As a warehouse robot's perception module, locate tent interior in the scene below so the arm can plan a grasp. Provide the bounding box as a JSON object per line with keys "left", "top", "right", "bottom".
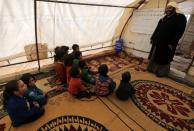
{"left": 0, "top": 0, "right": 194, "bottom": 131}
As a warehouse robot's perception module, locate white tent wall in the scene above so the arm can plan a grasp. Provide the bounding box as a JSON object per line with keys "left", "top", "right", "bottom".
{"left": 37, "top": 2, "right": 124, "bottom": 48}
{"left": 113, "top": 0, "right": 142, "bottom": 38}
{"left": 0, "top": 0, "right": 138, "bottom": 82}
{"left": 0, "top": 0, "right": 134, "bottom": 60}
{"left": 0, "top": 0, "right": 35, "bottom": 63}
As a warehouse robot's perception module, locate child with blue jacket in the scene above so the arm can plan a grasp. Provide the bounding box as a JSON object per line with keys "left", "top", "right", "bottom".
{"left": 3, "top": 80, "right": 44, "bottom": 126}
{"left": 95, "top": 64, "right": 116, "bottom": 96}
{"left": 21, "top": 73, "right": 47, "bottom": 105}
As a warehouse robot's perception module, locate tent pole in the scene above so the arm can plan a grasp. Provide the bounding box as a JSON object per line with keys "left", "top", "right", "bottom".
{"left": 119, "top": 0, "right": 146, "bottom": 38}
{"left": 36, "top": 0, "right": 137, "bottom": 9}
{"left": 34, "top": 0, "right": 41, "bottom": 72}
{"left": 119, "top": 10, "right": 134, "bottom": 39}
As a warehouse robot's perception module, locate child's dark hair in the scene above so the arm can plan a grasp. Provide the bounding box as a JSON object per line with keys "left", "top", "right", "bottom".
{"left": 61, "top": 46, "right": 69, "bottom": 54}
{"left": 54, "top": 46, "right": 60, "bottom": 53}
{"left": 70, "top": 66, "right": 80, "bottom": 78}
{"left": 74, "top": 51, "right": 82, "bottom": 59}
{"left": 122, "top": 72, "right": 131, "bottom": 82}
{"left": 98, "top": 64, "right": 108, "bottom": 76}
{"left": 21, "top": 73, "right": 36, "bottom": 87}
{"left": 72, "top": 44, "right": 79, "bottom": 51}
{"left": 3, "top": 80, "right": 19, "bottom": 108}
{"left": 54, "top": 47, "right": 64, "bottom": 61}
{"left": 65, "top": 54, "right": 73, "bottom": 66}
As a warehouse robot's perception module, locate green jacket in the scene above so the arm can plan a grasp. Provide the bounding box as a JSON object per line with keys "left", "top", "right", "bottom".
{"left": 81, "top": 68, "right": 91, "bottom": 83}
{"left": 72, "top": 59, "right": 80, "bottom": 67}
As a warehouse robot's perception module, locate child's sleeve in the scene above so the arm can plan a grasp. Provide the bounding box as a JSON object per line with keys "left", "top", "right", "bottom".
{"left": 26, "top": 90, "right": 45, "bottom": 102}
{"left": 15, "top": 100, "right": 43, "bottom": 120}
{"left": 31, "top": 94, "right": 45, "bottom": 102}
{"left": 35, "top": 86, "right": 44, "bottom": 95}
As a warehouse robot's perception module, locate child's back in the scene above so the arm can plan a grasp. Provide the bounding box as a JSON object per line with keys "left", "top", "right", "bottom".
{"left": 64, "top": 54, "right": 74, "bottom": 84}
{"left": 95, "top": 64, "right": 116, "bottom": 96}
{"left": 116, "top": 72, "right": 135, "bottom": 100}
{"left": 68, "top": 77, "right": 85, "bottom": 95}
{"left": 72, "top": 51, "right": 82, "bottom": 67}
{"left": 54, "top": 46, "right": 69, "bottom": 85}
{"left": 68, "top": 66, "right": 90, "bottom": 99}
{"left": 116, "top": 82, "right": 135, "bottom": 100}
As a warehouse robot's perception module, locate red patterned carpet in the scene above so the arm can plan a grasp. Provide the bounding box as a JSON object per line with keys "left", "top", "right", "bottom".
{"left": 131, "top": 80, "right": 194, "bottom": 131}
{"left": 87, "top": 55, "right": 148, "bottom": 73}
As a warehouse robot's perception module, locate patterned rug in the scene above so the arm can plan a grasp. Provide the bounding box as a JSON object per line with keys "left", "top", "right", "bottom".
{"left": 46, "top": 76, "right": 57, "bottom": 87}
{"left": 47, "top": 54, "right": 148, "bottom": 87}
{"left": 0, "top": 53, "right": 148, "bottom": 120}
{"left": 131, "top": 80, "right": 194, "bottom": 131}
{"left": 38, "top": 115, "right": 108, "bottom": 131}
{"left": 87, "top": 55, "right": 147, "bottom": 73}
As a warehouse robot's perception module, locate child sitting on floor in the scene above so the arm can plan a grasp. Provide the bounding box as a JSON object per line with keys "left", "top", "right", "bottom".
{"left": 21, "top": 73, "right": 47, "bottom": 105}
{"left": 71, "top": 44, "right": 80, "bottom": 58}
{"left": 64, "top": 54, "right": 74, "bottom": 84}
{"left": 116, "top": 72, "right": 135, "bottom": 101}
{"left": 68, "top": 66, "right": 91, "bottom": 99}
{"left": 3, "top": 80, "right": 45, "bottom": 127}
{"left": 95, "top": 64, "right": 116, "bottom": 96}
{"left": 72, "top": 51, "right": 82, "bottom": 67}
{"left": 54, "top": 46, "right": 68, "bottom": 85}
{"left": 79, "top": 61, "right": 96, "bottom": 84}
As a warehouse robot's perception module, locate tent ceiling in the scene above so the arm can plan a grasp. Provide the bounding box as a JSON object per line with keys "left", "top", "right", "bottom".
{"left": 178, "top": 0, "right": 194, "bottom": 14}
{"left": 39, "top": 0, "right": 137, "bottom": 6}
{"left": 171, "top": 0, "right": 185, "bottom": 3}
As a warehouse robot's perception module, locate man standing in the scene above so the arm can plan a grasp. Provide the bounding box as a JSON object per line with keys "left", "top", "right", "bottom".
{"left": 147, "top": 1, "right": 187, "bottom": 77}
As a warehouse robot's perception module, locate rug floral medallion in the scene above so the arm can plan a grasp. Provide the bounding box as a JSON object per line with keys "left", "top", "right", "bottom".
{"left": 38, "top": 115, "right": 108, "bottom": 131}
{"left": 131, "top": 80, "right": 194, "bottom": 131}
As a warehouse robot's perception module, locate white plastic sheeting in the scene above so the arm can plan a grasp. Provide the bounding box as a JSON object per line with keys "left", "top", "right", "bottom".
{"left": 40, "top": 0, "right": 135, "bottom": 6}
{"left": 0, "top": 0, "right": 135, "bottom": 58}
{"left": 0, "top": 0, "right": 34, "bottom": 58}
